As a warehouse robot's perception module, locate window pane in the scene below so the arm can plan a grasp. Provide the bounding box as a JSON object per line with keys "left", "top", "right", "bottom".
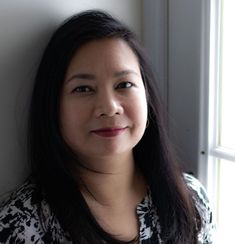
{"left": 219, "top": 0, "right": 235, "bottom": 150}
{"left": 216, "top": 159, "right": 235, "bottom": 243}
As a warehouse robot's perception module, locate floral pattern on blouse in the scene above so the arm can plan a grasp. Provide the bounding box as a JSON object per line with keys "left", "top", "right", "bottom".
{"left": 0, "top": 174, "right": 215, "bottom": 243}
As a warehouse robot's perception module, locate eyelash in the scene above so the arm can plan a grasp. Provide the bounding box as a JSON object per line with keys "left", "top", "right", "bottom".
{"left": 72, "top": 85, "right": 94, "bottom": 93}
{"left": 72, "top": 81, "right": 134, "bottom": 94}
{"left": 116, "top": 81, "right": 134, "bottom": 89}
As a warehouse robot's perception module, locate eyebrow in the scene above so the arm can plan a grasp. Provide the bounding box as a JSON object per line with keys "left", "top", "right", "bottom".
{"left": 113, "top": 70, "right": 139, "bottom": 78}
{"left": 66, "top": 73, "right": 95, "bottom": 83}
{"left": 66, "top": 69, "right": 139, "bottom": 83}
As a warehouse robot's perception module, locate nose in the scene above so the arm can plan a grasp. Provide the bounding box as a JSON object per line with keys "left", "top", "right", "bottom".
{"left": 94, "top": 90, "right": 124, "bottom": 117}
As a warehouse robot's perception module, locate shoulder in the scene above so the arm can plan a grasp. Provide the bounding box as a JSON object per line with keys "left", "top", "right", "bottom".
{"left": 183, "top": 173, "right": 216, "bottom": 243}
{"left": 0, "top": 179, "right": 40, "bottom": 225}
{"left": 0, "top": 179, "right": 71, "bottom": 243}
{"left": 183, "top": 173, "right": 210, "bottom": 205}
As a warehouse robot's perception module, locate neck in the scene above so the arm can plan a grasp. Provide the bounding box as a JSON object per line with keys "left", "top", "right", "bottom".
{"left": 74, "top": 153, "right": 146, "bottom": 207}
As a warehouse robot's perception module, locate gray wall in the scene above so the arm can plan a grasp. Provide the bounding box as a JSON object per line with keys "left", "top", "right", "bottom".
{"left": 168, "top": 0, "right": 205, "bottom": 175}
{"left": 143, "top": 0, "right": 206, "bottom": 176}
{"left": 0, "top": 0, "right": 142, "bottom": 198}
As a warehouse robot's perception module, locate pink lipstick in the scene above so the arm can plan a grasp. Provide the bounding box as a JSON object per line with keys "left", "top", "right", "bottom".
{"left": 91, "top": 127, "right": 126, "bottom": 137}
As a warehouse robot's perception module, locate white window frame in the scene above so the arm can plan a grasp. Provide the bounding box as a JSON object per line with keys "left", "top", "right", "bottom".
{"left": 198, "top": 0, "right": 211, "bottom": 189}
{"left": 208, "top": 0, "right": 235, "bottom": 163}
{"left": 206, "top": 0, "right": 235, "bottom": 236}
{"left": 198, "top": 0, "right": 221, "bottom": 217}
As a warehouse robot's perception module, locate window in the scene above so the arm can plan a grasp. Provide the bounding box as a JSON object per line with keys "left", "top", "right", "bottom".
{"left": 207, "top": 0, "right": 235, "bottom": 242}
{"left": 143, "top": 1, "right": 235, "bottom": 240}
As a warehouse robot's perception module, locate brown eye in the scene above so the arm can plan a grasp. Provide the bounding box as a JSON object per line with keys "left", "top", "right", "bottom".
{"left": 72, "top": 86, "right": 94, "bottom": 93}
{"left": 116, "top": 81, "right": 134, "bottom": 89}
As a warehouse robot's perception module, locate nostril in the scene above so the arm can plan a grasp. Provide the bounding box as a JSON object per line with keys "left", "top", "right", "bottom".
{"left": 94, "top": 95, "right": 124, "bottom": 117}
{"left": 99, "top": 111, "right": 120, "bottom": 117}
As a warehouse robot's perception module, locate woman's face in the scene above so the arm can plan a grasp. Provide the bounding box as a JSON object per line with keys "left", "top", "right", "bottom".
{"left": 60, "top": 38, "right": 148, "bottom": 164}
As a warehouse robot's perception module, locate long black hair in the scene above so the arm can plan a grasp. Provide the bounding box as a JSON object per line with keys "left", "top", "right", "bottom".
{"left": 28, "top": 10, "right": 201, "bottom": 243}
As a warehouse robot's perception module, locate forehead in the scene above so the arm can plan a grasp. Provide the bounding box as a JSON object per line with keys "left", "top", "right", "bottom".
{"left": 65, "top": 38, "right": 140, "bottom": 78}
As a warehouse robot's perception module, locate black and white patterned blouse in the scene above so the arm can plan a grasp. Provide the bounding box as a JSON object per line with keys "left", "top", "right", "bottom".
{"left": 0, "top": 174, "right": 215, "bottom": 243}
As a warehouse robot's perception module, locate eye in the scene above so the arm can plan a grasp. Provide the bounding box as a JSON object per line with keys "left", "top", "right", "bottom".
{"left": 116, "top": 81, "right": 134, "bottom": 89}
{"left": 72, "top": 85, "right": 94, "bottom": 94}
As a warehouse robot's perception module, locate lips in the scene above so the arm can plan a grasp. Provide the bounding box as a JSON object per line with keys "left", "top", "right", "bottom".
{"left": 91, "top": 127, "right": 127, "bottom": 137}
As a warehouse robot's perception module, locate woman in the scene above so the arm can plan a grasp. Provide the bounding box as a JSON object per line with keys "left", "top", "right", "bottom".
{"left": 0, "top": 10, "right": 214, "bottom": 243}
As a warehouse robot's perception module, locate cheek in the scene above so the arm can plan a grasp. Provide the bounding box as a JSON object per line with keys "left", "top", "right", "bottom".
{"left": 130, "top": 93, "right": 148, "bottom": 128}
{"left": 60, "top": 103, "right": 82, "bottom": 141}
{"left": 60, "top": 108, "right": 74, "bottom": 144}
{"left": 60, "top": 103, "right": 73, "bottom": 130}
{"left": 61, "top": 100, "right": 86, "bottom": 126}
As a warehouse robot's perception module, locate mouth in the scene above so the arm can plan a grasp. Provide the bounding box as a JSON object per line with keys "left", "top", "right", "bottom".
{"left": 90, "top": 127, "right": 127, "bottom": 138}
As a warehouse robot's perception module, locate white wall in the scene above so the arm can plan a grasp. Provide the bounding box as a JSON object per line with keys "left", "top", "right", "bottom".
{"left": 0, "top": 0, "right": 142, "bottom": 198}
